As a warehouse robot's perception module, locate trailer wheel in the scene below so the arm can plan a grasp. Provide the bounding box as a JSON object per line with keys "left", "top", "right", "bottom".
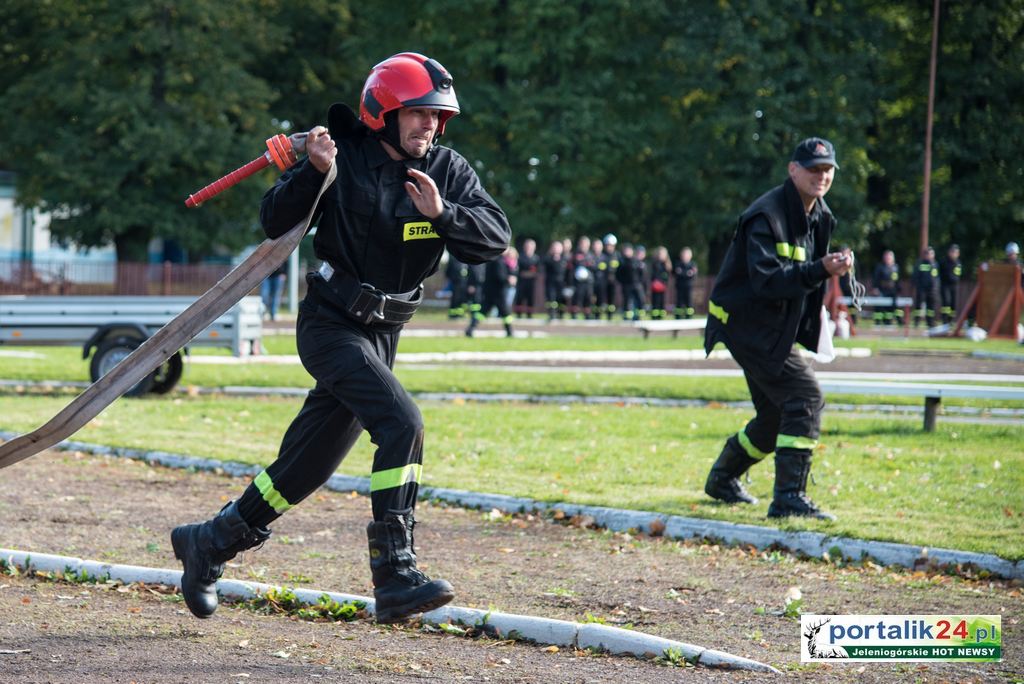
{"left": 149, "top": 351, "right": 184, "bottom": 395}
{"left": 89, "top": 337, "right": 154, "bottom": 397}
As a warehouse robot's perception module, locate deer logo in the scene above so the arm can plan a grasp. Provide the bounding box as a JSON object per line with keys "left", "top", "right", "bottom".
{"left": 804, "top": 618, "right": 848, "bottom": 659}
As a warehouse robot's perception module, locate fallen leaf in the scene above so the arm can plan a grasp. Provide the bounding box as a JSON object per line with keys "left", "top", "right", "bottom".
{"left": 544, "top": 645, "right": 559, "bottom": 653}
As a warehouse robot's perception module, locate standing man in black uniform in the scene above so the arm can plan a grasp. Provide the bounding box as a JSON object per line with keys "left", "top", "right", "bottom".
{"left": 588, "top": 237, "right": 606, "bottom": 319}
{"left": 543, "top": 239, "right": 568, "bottom": 319}
{"left": 616, "top": 243, "right": 643, "bottom": 320}
{"left": 600, "top": 233, "right": 621, "bottom": 319}
{"left": 171, "top": 53, "right": 511, "bottom": 623}
{"left": 466, "top": 246, "right": 516, "bottom": 337}
{"left": 570, "top": 235, "right": 595, "bottom": 318}
{"left": 673, "top": 246, "right": 698, "bottom": 319}
{"left": 703, "top": 137, "right": 850, "bottom": 520}
{"left": 913, "top": 246, "right": 940, "bottom": 328}
{"left": 513, "top": 238, "right": 540, "bottom": 318}
{"left": 938, "top": 243, "right": 962, "bottom": 324}
{"left": 445, "top": 254, "right": 470, "bottom": 319}
{"left": 872, "top": 249, "right": 901, "bottom": 326}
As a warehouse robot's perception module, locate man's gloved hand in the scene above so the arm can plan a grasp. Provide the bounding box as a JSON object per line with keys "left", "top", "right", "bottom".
{"left": 822, "top": 251, "right": 852, "bottom": 277}
{"left": 306, "top": 126, "right": 337, "bottom": 174}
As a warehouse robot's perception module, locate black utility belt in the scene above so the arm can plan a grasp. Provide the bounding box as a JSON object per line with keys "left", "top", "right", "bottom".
{"left": 314, "top": 261, "right": 422, "bottom": 326}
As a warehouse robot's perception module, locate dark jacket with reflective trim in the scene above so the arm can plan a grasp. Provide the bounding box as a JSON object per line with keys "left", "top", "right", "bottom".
{"left": 260, "top": 131, "right": 511, "bottom": 295}
{"left": 704, "top": 178, "right": 834, "bottom": 375}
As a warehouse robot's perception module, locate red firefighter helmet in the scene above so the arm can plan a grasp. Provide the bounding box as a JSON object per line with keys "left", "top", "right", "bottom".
{"left": 359, "top": 53, "right": 460, "bottom": 136}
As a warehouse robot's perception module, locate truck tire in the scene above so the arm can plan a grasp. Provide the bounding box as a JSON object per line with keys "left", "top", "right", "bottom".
{"left": 149, "top": 351, "right": 184, "bottom": 395}
{"left": 89, "top": 337, "right": 154, "bottom": 397}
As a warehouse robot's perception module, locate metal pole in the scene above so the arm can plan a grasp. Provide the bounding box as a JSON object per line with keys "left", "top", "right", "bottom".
{"left": 920, "top": 0, "right": 940, "bottom": 253}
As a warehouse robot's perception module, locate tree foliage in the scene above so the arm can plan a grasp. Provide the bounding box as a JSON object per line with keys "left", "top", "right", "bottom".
{"left": 1, "top": 0, "right": 1021, "bottom": 274}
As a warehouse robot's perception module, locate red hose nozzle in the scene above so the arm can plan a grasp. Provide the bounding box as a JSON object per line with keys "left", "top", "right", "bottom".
{"left": 185, "top": 134, "right": 298, "bottom": 208}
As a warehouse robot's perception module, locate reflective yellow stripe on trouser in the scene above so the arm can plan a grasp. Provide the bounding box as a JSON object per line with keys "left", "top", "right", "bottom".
{"left": 370, "top": 463, "right": 422, "bottom": 492}
{"left": 738, "top": 430, "right": 772, "bottom": 461}
{"left": 776, "top": 434, "right": 819, "bottom": 450}
{"left": 254, "top": 471, "right": 292, "bottom": 514}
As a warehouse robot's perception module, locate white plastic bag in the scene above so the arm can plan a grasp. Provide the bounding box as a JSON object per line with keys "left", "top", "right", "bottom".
{"left": 811, "top": 306, "right": 836, "bottom": 363}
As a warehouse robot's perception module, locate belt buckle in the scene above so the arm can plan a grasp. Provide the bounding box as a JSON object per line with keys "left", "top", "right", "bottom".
{"left": 352, "top": 283, "right": 388, "bottom": 323}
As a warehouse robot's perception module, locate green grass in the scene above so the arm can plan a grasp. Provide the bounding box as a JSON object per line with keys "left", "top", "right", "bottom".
{"left": 3, "top": 341, "right": 1023, "bottom": 410}
{"left": 1, "top": 393, "right": 1020, "bottom": 560}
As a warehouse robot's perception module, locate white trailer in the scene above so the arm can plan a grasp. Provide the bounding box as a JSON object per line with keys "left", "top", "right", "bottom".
{"left": 0, "top": 295, "right": 263, "bottom": 395}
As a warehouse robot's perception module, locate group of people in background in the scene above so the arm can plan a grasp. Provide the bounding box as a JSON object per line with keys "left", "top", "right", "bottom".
{"left": 446, "top": 234, "right": 699, "bottom": 329}
{"left": 869, "top": 240, "right": 1023, "bottom": 329}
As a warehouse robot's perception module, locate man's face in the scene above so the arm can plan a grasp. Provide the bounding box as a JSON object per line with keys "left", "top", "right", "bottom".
{"left": 883, "top": 251, "right": 894, "bottom": 266}
{"left": 397, "top": 107, "right": 440, "bottom": 158}
{"left": 788, "top": 162, "right": 835, "bottom": 202}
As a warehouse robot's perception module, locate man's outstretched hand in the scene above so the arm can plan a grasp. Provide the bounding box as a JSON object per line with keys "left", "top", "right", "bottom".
{"left": 405, "top": 169, "right": 443, "bottom": 219}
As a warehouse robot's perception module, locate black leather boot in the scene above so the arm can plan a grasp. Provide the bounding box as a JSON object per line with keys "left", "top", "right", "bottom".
{"left": 367, "top": 509, "right": 454, "bottom": 623}
{"left": 171, "top": 501, "right": 272, "bottom": 618}
{"left": 767, "top": 449, "right": 836, "bottom": 520}
{"left": 704, "top": 435, "right": 761, "bottom": 504}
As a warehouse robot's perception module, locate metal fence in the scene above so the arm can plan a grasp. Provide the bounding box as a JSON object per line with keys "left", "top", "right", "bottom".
{"left": 0, "top": 257, "right": 976, "bottom": 320}
{"left": 0, "top": 259, "right": 237, "bottom": 296}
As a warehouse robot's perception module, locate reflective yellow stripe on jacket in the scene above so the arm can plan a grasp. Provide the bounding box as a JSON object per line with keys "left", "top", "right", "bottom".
{"left": 708, "top": 300, "right": 729, "bottom": 324}
{"left": 776, "top": 242, "right": 807, "bottom": 262}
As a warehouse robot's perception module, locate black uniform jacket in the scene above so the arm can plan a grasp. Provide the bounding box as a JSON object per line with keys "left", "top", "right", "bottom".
{"left": 260, "top": 130, "right": 511, "bottom": 295}
{"left": 704, "top": 178, "right": 834, "bottom": 375}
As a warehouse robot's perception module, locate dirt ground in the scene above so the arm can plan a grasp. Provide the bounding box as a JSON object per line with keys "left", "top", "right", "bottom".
{"left": 0, "top": 450, "right": 1020, "bottom": 683}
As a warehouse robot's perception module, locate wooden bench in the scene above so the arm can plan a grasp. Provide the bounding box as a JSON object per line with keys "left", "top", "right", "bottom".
{"left": 635, "top": 318, "right": 707, "bottom": 339}
{"left": 818, "top": 380, "right": 1024, "bottom": 431}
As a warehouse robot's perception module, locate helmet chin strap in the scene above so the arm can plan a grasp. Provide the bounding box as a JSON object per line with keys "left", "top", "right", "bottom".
{"left": 376, "top": 111, "right": 415, "bottom": 160}
{"left": 375, "top": 110, "right": 436, "bottom": 161}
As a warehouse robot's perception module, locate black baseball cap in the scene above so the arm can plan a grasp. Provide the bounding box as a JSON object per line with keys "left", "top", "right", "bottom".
{"left": 792, "top": 137, "right": 839, "bottom": 169}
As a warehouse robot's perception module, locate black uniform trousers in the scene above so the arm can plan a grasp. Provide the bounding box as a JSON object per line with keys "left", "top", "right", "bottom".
{"left": 675, "top": 283, "right": 693, "bottom": 318}
{"left": 237, "top": 279, "right": 423, "bottom": 527}
{"left": 513, "top": 277, "right": 537, "bottom": 314}
{"left": 730, "top": 346, "right": 824, "bottom": 461}
{"left": 940, "top": 283, "right": 957, "bottom": 323}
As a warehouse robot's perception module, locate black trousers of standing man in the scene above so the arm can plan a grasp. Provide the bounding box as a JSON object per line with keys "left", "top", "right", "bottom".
{"left": 732, "top": 347, "right": 824, "bottom": 459}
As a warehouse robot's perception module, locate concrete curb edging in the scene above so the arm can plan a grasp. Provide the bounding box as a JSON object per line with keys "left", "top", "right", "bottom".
{"left": 0, "top": 548, "right": 778, "bottom": 673}
{"left": 3, "top": 430, "right": 1020, "bottom": 580}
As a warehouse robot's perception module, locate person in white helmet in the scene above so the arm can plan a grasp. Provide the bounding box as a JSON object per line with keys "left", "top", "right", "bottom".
{"left": 1006, "top": 242, "right": 1020, "bottom": 265}
{"left": 597, "top": 233, "right": 621, "bottom": 319}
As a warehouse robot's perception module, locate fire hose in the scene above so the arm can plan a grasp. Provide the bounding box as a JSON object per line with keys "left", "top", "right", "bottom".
{"left": 0, "top": 134, "right": 332, "bottom": 469}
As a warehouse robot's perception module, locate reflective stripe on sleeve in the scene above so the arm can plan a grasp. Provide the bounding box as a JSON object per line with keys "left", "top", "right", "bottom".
{"left": 775, "top": 243, "right": 807, "bottom": 262}
{"left": 708, "top": 300, "right": 729, "bottom": 324}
